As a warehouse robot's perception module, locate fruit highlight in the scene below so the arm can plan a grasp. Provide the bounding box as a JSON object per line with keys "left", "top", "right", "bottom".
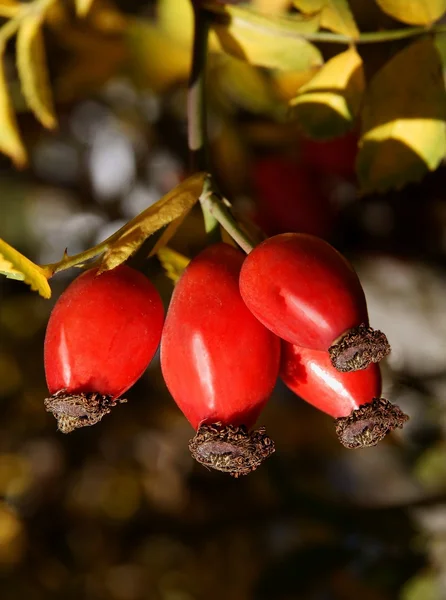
{"left": 161, "top": 243, "right": 280, "bottom": 476}
{"left": 239, "top": 232, "right": 390, "bottom": 372}
{"left": 280, "top": 343, "right": 409, "bottom": 448}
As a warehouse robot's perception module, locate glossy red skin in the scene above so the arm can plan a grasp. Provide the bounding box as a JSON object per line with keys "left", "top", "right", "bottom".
{"left": 252, "top": 157, "right": 334, "bottom": 239}
{"left": 44, "top": 265, "right": 164, "bottom": 398}
{"left": 281, "top": 343, "right": 382, "bottom": 418}
{"left": 239, "top": 233, "right": 368, "bottom": 351}
{"left": 160, "top": 243, "right": 281, "bottom": 431}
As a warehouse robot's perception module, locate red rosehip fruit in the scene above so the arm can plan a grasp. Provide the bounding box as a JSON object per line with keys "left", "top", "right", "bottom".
{"left": 239, "top": 233, "right": 390, "bottom": 372}
{"left": 280, "top": 343, "right": 408, "bottom": 448}
{"left": 160, "top": 243, "right": 281, "bottom": 477}
{"left": 251, "top": 157, "right": 334, "bottom": 239}
{"left": 44, "top": 265, "right": 164, "bottom": 433}
{"left": 301, "top": 133, "right": 358, "bottom": 180}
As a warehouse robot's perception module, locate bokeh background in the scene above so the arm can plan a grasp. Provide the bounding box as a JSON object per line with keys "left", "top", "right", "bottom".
{"left": 1, "top": 1, "right": 446, "bottom": 598}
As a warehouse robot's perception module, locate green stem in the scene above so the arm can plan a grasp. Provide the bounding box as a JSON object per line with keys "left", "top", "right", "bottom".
{"left": 188, "top": 3, "right": 209, "bottom": 171}
{"left": 188, "top": 2, "right": 219, "bottom": 236}
{"left": 200, "top": 176, "right": 255, "bottom": 254}
{"left": 42, "top": 239, "right": 111, "bottom": 275}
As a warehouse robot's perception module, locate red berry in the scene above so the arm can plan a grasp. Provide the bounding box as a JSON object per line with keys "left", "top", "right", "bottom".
{"left": 239, "top": 233, "right": 390, "bottom": 372}
{"left": 251, "top": 157, "right": 334, "bottom": 239}
{"left": 301, "top": 133, "right": 358, "bottom": 180}
{"left": 280, "top": 343, "right": 408, "bottom": 448}
{"left": 161, "top": 243, "right": 280, "bottom": 477}
{"left": 44, "top": 265, "right": 164, "bottom": 433}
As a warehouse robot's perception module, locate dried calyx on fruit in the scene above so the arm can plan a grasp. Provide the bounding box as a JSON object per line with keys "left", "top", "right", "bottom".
{"left": 161, "top": 243, "right": 280, "bottom": 477}
{"left": 239, "top": 232, "right": 390, "bottom": 372}
{"left": 44, "top": 265, "right": 164, "bottom": 433}
{"left": 189, "top": 423, "right": 274, "bottom": 478}
{"left": 280, "top": 343, "right": 408, "bottom": 449}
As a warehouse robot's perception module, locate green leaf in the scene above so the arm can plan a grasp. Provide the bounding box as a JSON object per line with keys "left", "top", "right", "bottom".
{"left": 357, "top": 39, "right": 446, "bottom": 193}
{"left": 0, "top": 238, "right": 51, "bottom": 298}
{"left": 75, "top": 0, "right": 95, "bottom": 17}
{"left": 293, "top": 0, "right": 359, "bottom": 38}
{"left": 210, "top": 4, "right": 323, "bottom": 71}
{"left": 375, "top": 0, "right": 446, "bottom": 25}
{"left": 0, "top": 52, "right": 27, "bottom": 167}
{"left": 17, "top": 13, "right": 57, "bottom": 129}
{"left": 98, "top": 172, "right": 205, "bottom": 272}
{"left": 290, "top": 47, "right": 364, "bottom": 139}
{"left": 157, "top": 247, "right": 190, "bottom": 284}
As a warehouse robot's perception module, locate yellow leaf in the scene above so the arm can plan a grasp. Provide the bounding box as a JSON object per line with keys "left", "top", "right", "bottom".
{"left": 251, "top": 0, "right": 291, "bottom": 14}
{"left": 0, "top": 54, "right": 27, "bottom": 167}
{"left": 148, "top": 209, "right": 192, "bottom": 257}
{"left": 215, "top": 56, "right": 280, "bottom": 116}
{"left": 375, "top": 0, "right": 446, "bottom": 25}
{"left": 75, "top": 0, "right": 95, "bottom": 17}
{"left": 293, "top": 0, "right": 359, "bottom": 38}
{"left": 290, "top": 47, "right": 364, "bottom": 139}
{"left": 157, "top": 0, "right": 220, "bottom": 51}
{"left": 210, "top": 4, "right": 323, "bottom": 71}
{"left": 272, "top": 68, "right": 320, "bottom": 102}
{"left": 157, "top": 247, "right": 190, "bottom": 284}
{"left": 0, "top": 238, "right": 51, "bottom": 298}
{"left": 16, "top": 14, "right": 57, "bottom": 129}
{"left": 357, "top": 39, "right": 446, "bottom": 193}
{"left": 0, "top": 0, "right": 20, "bottom": 18}
{"left": 157, "top": 0, "right": 193, "bottom": 47}
{"left": 98, "top": 172, "right": 205, "bottom": 272}
{"left": 126, "top": 19, "right": 190, "bottom": 93}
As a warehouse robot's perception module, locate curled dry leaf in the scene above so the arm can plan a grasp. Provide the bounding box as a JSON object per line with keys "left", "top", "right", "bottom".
{"left": 98, "top": 172, "right": 205, "bottom": 272}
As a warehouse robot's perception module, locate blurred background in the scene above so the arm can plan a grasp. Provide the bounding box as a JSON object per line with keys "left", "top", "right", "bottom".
{"left": 1, "top": 0, "right": 446, "bottom": 598}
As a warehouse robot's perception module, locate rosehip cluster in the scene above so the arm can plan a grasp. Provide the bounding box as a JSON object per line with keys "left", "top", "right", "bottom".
{"left": 44, "top": 234, "right": 408, "bottom": 477}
